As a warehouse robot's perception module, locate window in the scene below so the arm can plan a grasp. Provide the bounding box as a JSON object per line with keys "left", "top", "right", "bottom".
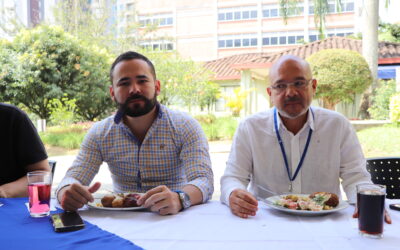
{"left": 218, "top": 6, "right": 257, "bottom": 22}
{"left": 262, "top": 4, "right": 279, "bottom": 18}
{"left": 309, "top": 35, "right": 318, "bottom": 42}
{"left": 140, "top": 41, "right": 174, "bottom": 51}
{"left": 326, "top": 28, "right": 354, "bottom": 37}
{"left": 218, "top": 34, "right": 258, "bottom": 48}
{"left": 263, "top": 31, "right": 304, "bottom": 46}
{"left": 263, "top": 4, "right": 303, "bottom": 18}
{"left": 288, "top": 36, "right": 296, "bottom": 44}
{"left": 243, "top": 38, "right": 250, "bottom": 46}
{"left": 234, "top": 39, "right": 241, "bottom": 47}
{"left": 311, "top": 0, "right": 354, "bottom": 15}
{"left": 138, "top": 13, "right": 174, "bottom": 27}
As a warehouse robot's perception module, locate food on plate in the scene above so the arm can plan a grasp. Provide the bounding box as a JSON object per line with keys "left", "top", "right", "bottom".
{"left": 123, "top": 193, "right": 141, "bottom": 207}
{"left": 309, "top": 192, "right": 339, "bottom": 208}
{"left": 274, "top": 192, "right": 339, "bottom": 211}
{"left": 111, "top": 197, "right": 124, "bottom": 208}
{"left": 101, "top": 194, "right": 115, "bottom": 207}
{"left": 99, "top": 193, "right": 142, "bottom": 208}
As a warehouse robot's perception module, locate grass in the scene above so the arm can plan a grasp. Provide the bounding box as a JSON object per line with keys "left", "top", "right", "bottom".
{"left": 199, "top": 116, "right": 238, "bottom": 141}
{"left": 40, "top": 122, "right": 92, "bottom": 155}
{"left": 357, "top": 124, "right": 400, "bottom": 158}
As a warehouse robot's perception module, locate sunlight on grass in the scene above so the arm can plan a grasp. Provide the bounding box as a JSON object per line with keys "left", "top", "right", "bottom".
{"left": 357, "top": 124, "right": 400, "bottom": 158}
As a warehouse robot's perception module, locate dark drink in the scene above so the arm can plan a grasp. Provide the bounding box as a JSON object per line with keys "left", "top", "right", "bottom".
{"left": 357, "top": 190, "right": 385, "bottom": 238}
{"left": 28, "top": 183, "right": 51, "bottom": 217}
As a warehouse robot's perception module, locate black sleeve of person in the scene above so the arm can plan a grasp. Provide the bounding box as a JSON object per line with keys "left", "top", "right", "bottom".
{"left": 14, "top": 109, "right": 48, "bottom": 167}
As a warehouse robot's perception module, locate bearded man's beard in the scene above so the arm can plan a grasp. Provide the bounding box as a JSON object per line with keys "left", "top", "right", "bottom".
{"left": 116, "top": 93, "right": 157, "bottom": 118}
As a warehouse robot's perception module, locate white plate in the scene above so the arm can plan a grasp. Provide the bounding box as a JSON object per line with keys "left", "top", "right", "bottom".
{"left": 88, "top": 198, "right": 147, "bottom": 211}
{"left": 264, "top": 194, "right": 349, "bottom": 216}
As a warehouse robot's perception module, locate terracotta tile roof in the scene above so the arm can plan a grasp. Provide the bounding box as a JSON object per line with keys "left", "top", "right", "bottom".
{"left": 204, "top": 37, "right": 400, "bottom": 80}
{"left": 203, "top": 52, "right": 271, "bottom": 80}
{"left": 248, "top": 36, "right": 400, "bottom": 64}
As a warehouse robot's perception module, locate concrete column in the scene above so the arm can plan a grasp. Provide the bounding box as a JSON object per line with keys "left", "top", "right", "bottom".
{"left": 240, "top": 69, "right": 252, "bottom": 117}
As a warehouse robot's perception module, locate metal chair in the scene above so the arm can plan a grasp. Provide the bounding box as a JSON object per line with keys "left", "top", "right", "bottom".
{"left": 49, "top": 160, "right": 57, "bottom": 179}
{"left": 366, "top": 157, "right": 400, "bottom": 199}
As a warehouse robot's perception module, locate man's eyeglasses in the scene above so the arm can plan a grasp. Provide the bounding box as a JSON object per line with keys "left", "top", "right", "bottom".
{"left": 270, "top": 79, "right": 312, "bottom": 93}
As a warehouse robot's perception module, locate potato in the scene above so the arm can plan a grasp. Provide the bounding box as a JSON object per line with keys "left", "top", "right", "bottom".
{"left": 101, "top": 194, "right": 115, "bottom": 207}
{"left": 111, "top": 197, "right": 124, "bottom": 208}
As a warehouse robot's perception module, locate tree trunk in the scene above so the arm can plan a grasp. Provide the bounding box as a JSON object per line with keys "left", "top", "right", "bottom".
{"left": 361, "top": 0, "right": 379, "bottom": 91}
{"left": 322, "top": 98, "right": 336, "bottom": 110}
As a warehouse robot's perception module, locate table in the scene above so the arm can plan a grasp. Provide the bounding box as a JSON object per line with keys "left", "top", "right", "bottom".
{"left": 0, "top": 198, "right": 142, "bottom": 250}
{"left": 80, "top": 200, "right": 400, "bottom": 250}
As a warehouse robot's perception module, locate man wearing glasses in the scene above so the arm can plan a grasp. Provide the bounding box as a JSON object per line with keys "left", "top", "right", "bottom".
{"left": 220, "top": 55, "right": 372, "bottom": 218}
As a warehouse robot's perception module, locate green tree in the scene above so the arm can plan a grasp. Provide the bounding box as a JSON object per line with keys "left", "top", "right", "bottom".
{"left": 0, "top": 39, "right": 17, "bottom": 101}
{"left": 389, "top": 93, "right": 400, "bottom": 125}
{"left": 52, "top": 0, "right": 170, "bottom": 55}
{"left": 146, "top": 51, "right": 220, "bottom": 111}
{"left": 1, "top": 25, "right": 113, "bottom": 120}
{"left": 307, "top": 49, "right": 372, "bottom": 110}
{"left": 379, "top": 22, "right": 400, "bottom": 43}
{"left": 198, "top": 81, "right": 221, "bottom": 113}
{"left": 368, "top": 80, "right": 396, "bottom": 120}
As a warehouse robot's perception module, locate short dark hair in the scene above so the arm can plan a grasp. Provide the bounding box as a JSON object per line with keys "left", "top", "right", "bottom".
{"left": 109, "top": 51, "right": 157, "bottom": 84}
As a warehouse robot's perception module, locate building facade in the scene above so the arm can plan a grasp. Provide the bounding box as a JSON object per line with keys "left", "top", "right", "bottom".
{"left": 116, "top": 0, "right": 358, "bottom": 61}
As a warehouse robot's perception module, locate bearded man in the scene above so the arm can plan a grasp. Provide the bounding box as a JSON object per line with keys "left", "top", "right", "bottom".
{"left": 57, "top": 51, "right": 213, "bottom": 215}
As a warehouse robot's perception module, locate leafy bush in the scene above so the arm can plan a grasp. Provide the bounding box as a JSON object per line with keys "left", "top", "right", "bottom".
{"left": 1, "top": 25, "right": 114, "bottom": 120}
{"left": 307, "top": 49, "right": 372, "bottom": 110}
{"left": 368, "top": 80, "right": 396, "bottom": 120}
{"left": 39, "top": 122, "right": 93, "bottom": 149}
{"left": 223, "top": 87, "right": 253, "bottom": 117}
{"left": 198, "top": 116, "right": 238, "bottom": 141}
{"left": 389, "top": 93, "right": 400, "bottom": 125}
{"left": 195, "top": 114, "right": 216, "bottom": 124}
{"left": 48, "top": 95, "right": 77, "bottom": 126}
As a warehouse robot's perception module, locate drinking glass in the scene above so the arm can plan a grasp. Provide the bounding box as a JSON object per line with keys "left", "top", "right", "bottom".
{"left": 356, "top": 183, "right": 386, "bottom": 238}
{"left": 27, "top": 171, "right": 52, "bottom": 217}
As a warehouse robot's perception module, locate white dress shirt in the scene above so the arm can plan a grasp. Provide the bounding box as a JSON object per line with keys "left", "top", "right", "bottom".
{"left": 220, "top": 107, "right": 372, "bottom": 205}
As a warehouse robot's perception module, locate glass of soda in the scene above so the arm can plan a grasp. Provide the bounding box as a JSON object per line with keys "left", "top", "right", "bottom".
{"left": 27, "top": 171, "right": 52, "bottom": 217}
{"left": 356, "top": 183, "right": 386, "bottom": 238}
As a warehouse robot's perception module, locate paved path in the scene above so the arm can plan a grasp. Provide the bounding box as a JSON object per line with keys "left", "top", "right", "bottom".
{"left": 49, "top": 140, "right": 232, "bottom": 201}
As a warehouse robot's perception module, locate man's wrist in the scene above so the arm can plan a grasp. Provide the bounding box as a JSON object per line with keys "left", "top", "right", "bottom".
{"left": 56, "top": 184, "right": 70, "bottom": 204}
{"left": 174, "top": 190, "right": 191, "bottom": 211}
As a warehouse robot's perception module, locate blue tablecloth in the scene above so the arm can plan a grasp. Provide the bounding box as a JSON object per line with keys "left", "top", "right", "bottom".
{"left": 0, "top": 198, "right": 143, "bottom": 250}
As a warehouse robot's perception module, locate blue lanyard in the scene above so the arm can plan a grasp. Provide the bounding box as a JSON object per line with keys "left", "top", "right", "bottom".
{"left": 273, "top": 108, "right": 313, "bottom": 187}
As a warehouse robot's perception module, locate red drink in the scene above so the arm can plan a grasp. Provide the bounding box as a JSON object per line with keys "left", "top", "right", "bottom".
{"left": 28, "top": 183, "right": 51, "bottom": 217}
{"left": 357, "top": 190, "right": 385, "bottom": 238}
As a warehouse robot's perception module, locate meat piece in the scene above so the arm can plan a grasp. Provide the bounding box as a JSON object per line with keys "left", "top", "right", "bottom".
{"left": 309, "top": 192, "right": 339, "bottom": 207}
{"left": 111, "top": 197, "right": 124, "bottom": 208}
{"left": 122, "top": 193, "right": 141, "bottom": 207}
{"left": 101, "top": 194, "right": 116, "bottom": 207}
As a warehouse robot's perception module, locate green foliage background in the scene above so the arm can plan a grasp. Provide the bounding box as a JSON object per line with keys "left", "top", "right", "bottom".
{"left": 0, "top": 25, "right": 114, "bottom": 120}
{"left": 307, "top": 49, "right": 372, "bottom": 109}
{"left": 369, "top": 80, "right": 396, "bottom": 120}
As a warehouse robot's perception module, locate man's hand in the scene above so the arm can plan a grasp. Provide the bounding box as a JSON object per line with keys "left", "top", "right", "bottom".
{"left": 0, "top": 186, "right": 7, "bottom": 198}
{"left": 58, "top": 182, "right": 101, "bottom": 211}
{"left": 137, "top": 185, "right": 182, "bottom": 215}
{"left": 352, "top": 206, "right": 392, "bottom": 224}
{"left": 229, "top": 189, "right": 258, "bottom": 219}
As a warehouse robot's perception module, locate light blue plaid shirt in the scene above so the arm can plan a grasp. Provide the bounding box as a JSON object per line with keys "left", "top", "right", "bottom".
{"left": 57, "top": 104, "right": 213, "bottom": 202}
